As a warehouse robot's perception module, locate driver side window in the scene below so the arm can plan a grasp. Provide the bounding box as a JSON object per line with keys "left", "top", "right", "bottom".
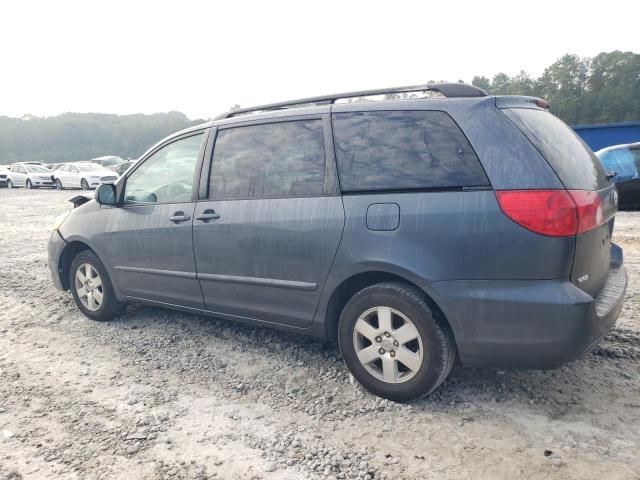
{"left": 125, "top": 133, "right": 204, "bottom": 204}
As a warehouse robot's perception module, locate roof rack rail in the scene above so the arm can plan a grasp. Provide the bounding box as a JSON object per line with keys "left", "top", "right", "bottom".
{"left": 215, "top": 83, "right": 487, "bottom": 120}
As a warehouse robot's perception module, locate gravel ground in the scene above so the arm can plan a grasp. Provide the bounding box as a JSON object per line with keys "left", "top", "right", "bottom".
{"left": 1, "top": 189, "right": 639, "bottom": 480}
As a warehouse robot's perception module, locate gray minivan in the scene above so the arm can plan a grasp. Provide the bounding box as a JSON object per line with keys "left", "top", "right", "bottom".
{"left": 48, "top": 84, "right": 627, "bottom": 401}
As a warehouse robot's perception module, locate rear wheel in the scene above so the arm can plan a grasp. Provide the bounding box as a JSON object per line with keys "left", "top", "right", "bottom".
{"left": 69, "top": 250, "right": 125, "bottom": 321}
{"left": 81, "top": 178, "right": 90, "bottom": 190}
{"left": 338, "top": 282, "right": 455, "bottom": 402}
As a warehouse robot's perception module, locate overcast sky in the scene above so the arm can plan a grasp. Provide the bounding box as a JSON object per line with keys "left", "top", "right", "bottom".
{"left": 0, "top": 0, "right": 637, "bottom": 120}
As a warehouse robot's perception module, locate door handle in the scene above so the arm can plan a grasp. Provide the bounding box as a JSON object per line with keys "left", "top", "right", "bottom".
{"left": 196, "top": 209, "right": 221, "bottom": 221}
{"left": 169, "top": 212, "right": 191, "bottom": 223}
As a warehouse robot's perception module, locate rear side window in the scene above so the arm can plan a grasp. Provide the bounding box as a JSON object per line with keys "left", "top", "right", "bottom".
{"left": 209, "top": 120, "right": 325, "bottom": 199}
{"left": 503, "top": 108, "right": 609, "bottom": 190}
{"left": 332, "top": 111, "right": 488, "bottom": 192}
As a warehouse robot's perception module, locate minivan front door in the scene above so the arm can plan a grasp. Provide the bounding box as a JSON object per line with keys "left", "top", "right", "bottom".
{"left": 102, "top": 131, "right": 207, "bottom": 309}
{"left": 193, "top": 119, "right": 344, "bottom": 328}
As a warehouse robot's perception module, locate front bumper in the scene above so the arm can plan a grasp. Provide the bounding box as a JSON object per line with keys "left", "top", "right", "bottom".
{"left": 33, "top": 179, "right": 55, "bottom": 187}
{"left": 48, "top": 230, "right": 68, "bottom": 290}
{"left": 430, "top": 243, "right": 627, "bottom": 369}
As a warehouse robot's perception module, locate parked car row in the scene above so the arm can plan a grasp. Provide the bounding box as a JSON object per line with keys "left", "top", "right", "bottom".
{"left": 0, "top": 161, "right": 120, "bottom": 190}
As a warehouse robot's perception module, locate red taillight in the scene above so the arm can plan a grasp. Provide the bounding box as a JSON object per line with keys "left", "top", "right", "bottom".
{"left": 496, "top": 190, "right": 604, "bottom": 237}
{"left": 570, "top": 190, "right": 604, "bottom": 234}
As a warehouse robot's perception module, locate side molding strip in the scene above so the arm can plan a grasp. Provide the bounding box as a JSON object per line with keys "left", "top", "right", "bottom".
{"left": 114, "top": 266, "right": 318, "bottom": 291}
{"left": 113, "top": 266, "right": 197, "bottom": 279}
{"left": 197, "top": 273, "right": 317, "bottom": 291}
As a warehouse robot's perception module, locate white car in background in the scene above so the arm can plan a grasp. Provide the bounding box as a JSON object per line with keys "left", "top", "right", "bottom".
{"left": 53, "top": 162, "right": 118, "bottom": 190}
{"left": 90, "top": 155, "right": 125, "bottom": 172}
{"left": 7, "top": 163, "right": 56, "bottom": 189}
{"left": 0, "top": 166, "right": 9, "bottom": 187}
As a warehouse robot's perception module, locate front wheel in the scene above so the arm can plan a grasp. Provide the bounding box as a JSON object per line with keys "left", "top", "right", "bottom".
{"left": 338, "top": 282, "right": 455, "bottom": 402}
{"left": 26, "top": 179, "right": 33, "bottom": 189}
{"left": 81, "top": 178, "right": 90, "bottom": 190}
{"left": 56, "top": 178, "right": 64, "bottom": 190}
{"left": 69, "top": 250, "right": 125, "bottom": 321}
{"left": 7, "top": 179, "right": 13, "bottom": 189}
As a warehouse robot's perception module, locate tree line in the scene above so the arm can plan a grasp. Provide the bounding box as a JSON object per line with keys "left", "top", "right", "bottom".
{"left": 472, "top": 51, "right": 640, "bottom": 126}
{"left": 0, "top": 51, "right": 638, "bottom": 164}
{"left": 0, "top": 111, "right": 204, "bottom": 164}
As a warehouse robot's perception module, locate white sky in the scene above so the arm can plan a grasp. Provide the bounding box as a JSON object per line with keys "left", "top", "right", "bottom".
{"left": 0, "top": 0, "right": 637, "bottom": 120}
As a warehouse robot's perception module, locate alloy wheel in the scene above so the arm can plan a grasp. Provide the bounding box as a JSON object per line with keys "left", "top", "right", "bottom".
{"left": 74, "top": 263, "right": 104, "bottom": 312}
{"left": 352, "top": 306, "right": 424, "bottom": 384}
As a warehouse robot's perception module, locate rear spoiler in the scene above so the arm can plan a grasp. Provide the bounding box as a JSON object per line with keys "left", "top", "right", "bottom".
{"left": 68, "top": 195, "right": 92, "bottom": 208}
{"left": 494, "top": 95, "right": 550, "bottom": 110}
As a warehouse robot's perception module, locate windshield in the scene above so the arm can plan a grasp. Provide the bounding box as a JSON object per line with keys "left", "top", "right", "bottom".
{"left": 95, "top": 157, "right": 124, "bottom": 166}
{"left": 600, "top": 146, "right": 640, "bottom": 182}
{"left": 25, "top": 166, "right": 50, "bottom": 173}
{"left": 77, "top": 163, "right": 102, "bottom": 172}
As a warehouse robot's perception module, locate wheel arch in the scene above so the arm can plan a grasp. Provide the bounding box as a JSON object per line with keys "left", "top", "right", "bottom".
{"left": 58, "top": 235, "right": 124, "bottom": 300}
{"left": 58, "top": 241, "right": 93, "bottom": 290}
{"left": 322, "top": 270, "right": 456, "bottom": 346}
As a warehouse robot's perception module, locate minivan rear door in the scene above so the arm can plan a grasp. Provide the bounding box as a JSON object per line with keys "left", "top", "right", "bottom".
{"left": 503, "top": 107, "right": 616, "bottom": 296}
{"left": 193, "top": 116, "right": 344, "bottom": 328}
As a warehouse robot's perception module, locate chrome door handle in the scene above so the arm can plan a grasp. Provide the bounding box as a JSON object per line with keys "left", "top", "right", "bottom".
{"left": 196, "top": 209, "right": 220, "bottom": 221}
{"left": 169, "top": 212, "right": 191, "bottom": 223}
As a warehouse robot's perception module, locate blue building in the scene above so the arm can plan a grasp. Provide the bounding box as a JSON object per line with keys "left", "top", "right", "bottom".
{"left": 573, "top": 121, "right": 640, "bottom": 151}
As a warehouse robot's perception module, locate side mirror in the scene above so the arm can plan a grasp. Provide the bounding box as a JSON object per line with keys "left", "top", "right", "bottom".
{"left": 95, "top": 183, "right": 117, "bottom": 206}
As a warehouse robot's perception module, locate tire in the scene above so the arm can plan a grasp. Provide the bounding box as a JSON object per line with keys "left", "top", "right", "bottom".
{"left": 338, "top": 282, "right": 455, "bottom": 402}
{"left": 69, "top": 250, "right": 125, "bottom": 321}
{"left": 81, "top": 178, "right": 89, "bottom": 190}
{"left": 7, "top": 179, "right": 13, "bottom": 189}
{"left": 56, "top": 178, "right": 64, "bottom": 190}
{"left": 26, "top": 179, "right": 33, "bottom": 189}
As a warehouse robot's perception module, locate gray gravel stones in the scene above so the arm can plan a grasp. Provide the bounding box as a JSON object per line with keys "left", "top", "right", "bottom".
{"left": 1, "top": 190, "right": 640, "bottom": 479}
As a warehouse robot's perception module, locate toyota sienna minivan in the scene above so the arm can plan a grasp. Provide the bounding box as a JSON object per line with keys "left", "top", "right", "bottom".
{"left": 48, "top": 84, "right": 627, "bottom": 401}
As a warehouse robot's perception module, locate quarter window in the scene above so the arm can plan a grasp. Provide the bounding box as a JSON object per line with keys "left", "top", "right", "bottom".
{"left": 124, "top": 133, "right": 203, "bottom": 204}
{"left": 332, "top": 111, "right": 488, "bottom": 191}
{"left": 209, "top": 120, "right": 326, "bottom": 199}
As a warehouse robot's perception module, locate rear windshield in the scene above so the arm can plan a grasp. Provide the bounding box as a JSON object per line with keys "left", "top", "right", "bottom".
{"left": 503, "top": 108, "right": 609, "bottom": 190}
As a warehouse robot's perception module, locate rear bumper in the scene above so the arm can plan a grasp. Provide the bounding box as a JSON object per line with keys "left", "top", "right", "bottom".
{"left": 430, "top": 243, "right": 627, "bottom": 368}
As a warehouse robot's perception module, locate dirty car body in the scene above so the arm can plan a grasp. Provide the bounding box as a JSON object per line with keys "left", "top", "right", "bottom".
{"left": 48, "top": 84, "right": 627, "bottom": 400}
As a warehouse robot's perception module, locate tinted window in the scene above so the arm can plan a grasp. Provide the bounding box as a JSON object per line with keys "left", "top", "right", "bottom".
{"left": 504, "top": 108, "right": 609, "bottom": 190}
{"left": 209, "top": 120, "right": 325, "bottom": 199}
{"left": 125, "top": 133, "right": 203, "bottom": 204}
{"left": 332, "top": 111, "right": 488, "bottom": 192}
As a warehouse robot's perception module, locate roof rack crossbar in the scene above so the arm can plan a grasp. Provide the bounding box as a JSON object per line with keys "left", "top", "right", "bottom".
{"left": 215, "top": 83, "right": 487, "bottom": 120}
